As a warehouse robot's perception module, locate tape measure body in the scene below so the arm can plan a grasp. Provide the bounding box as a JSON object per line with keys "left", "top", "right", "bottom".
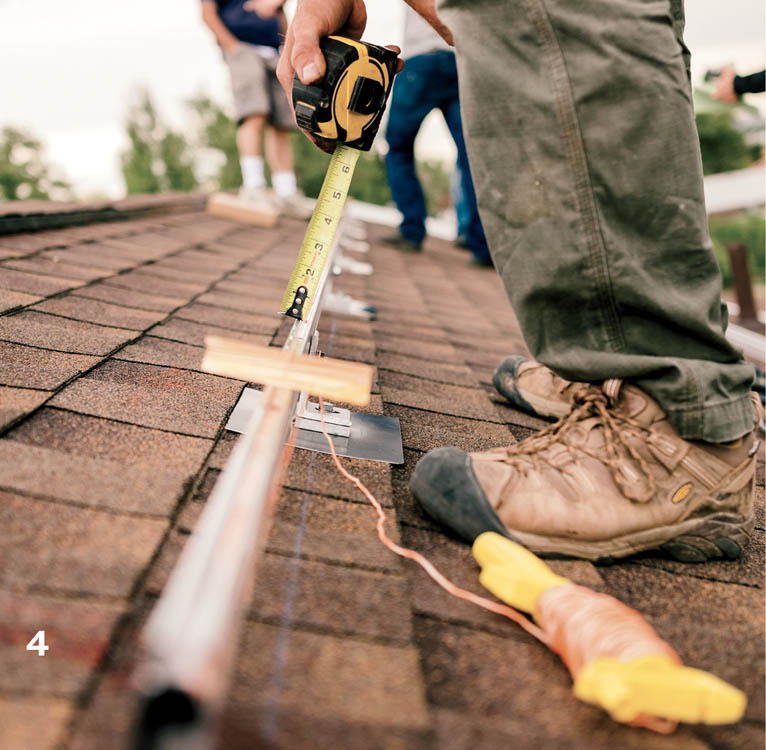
{"left": 279, "top": 145, "right": 360, "bottom": 319}
{"left": 292, "top": 36, "right": 398, "bottom": 152}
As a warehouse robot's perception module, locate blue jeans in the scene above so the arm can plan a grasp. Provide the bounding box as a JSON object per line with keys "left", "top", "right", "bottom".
{"left": 385, "top": 51, "right": 490, "bottom": 262}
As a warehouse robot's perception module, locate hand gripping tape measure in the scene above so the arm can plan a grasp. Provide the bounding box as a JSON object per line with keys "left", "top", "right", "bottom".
{"left": 279, "top": 37, "right": 398, "bottom": 320}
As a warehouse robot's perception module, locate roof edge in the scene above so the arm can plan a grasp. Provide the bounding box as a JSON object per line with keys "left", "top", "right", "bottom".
{"left": 0, "top": 193, "right": 207, "bottom": 236}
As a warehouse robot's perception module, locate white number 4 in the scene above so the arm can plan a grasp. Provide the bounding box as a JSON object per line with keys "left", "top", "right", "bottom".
{"left": 26, "top": 630, "right": 49, "bottom": 656}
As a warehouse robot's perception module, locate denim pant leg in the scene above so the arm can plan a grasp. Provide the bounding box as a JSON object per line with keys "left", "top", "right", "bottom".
{"left": 385, "top": 54, "right": 438, "bottom": 245}
{"left": 438, "top": 0, "right": 754, "bottom": 442}
{"left": 442, "top": 93, "right": 491, "bottom": 262}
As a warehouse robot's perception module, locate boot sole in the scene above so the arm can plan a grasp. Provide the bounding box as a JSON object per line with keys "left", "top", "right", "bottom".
{"left": 509, "top": 512, "right": 754, "bottom": 563}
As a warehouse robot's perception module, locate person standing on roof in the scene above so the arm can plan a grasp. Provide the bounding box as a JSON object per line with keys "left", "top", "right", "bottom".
{"left": 381, "top": 7, "right": 492, "bottom": 266}
{"left": 201, "top": 0, "right": 309, "bottom": 217}
{"left": 278, "top": 0, "right": 762, "bottom": 564}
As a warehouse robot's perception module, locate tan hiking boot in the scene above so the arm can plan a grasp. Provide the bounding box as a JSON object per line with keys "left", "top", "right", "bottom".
{"left": 493, "top": 355, "right": 582, "bottom": 420}
{"left": 411, "top": 380, "right": 762, "bottom": 562}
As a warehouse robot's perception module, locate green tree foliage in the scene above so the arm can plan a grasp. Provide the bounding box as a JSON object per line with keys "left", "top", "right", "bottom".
{"left": 121, "top": 90, "right": 198, "bottom": 194}
{"left": 187, "top": 95, "right": 241, "bottom": 190}
{"left": 0, "top": 126, "right": 71, "bottom": 201}
{"left": 696, "top": 110, "right": 762, "bottom": 175}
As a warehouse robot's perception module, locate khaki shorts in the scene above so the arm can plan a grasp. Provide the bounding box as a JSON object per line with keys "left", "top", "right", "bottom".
{"left": 224, "top": 43, "right": 295, "bottom": 129}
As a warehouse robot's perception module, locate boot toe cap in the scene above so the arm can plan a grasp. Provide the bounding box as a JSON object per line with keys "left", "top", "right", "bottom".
{"left": 410, "top": 447, "right": 514, "bottom": 544}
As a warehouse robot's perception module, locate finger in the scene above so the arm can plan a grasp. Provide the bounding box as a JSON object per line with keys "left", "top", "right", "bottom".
{"left": 291, "top": 18, "right": 327, "bottom": 84}
{"left": 342, "top": 1, "right": 367, "bottom": 40}
{"left": 277, "top": 25, "right": 298, "bottom": 99}
{"left": 384, "top": 45, "right": 405, "bottom": 75}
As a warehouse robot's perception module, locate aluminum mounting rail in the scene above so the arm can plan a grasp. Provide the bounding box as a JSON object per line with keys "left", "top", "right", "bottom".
{"left": 133, "top": 225, "right": 342, "bottom": 750}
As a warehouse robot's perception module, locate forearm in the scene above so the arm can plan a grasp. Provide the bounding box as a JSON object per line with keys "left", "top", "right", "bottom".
{"left": 201, "top": 2, "right": 241, "bottom": 50}
{"left": 404, "top": 0, "right": 453, "bottom": 44}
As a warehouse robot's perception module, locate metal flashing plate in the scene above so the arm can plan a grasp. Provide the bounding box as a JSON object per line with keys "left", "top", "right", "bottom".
{"left": 226, "top": 387, "right": 404, "bottom": 464}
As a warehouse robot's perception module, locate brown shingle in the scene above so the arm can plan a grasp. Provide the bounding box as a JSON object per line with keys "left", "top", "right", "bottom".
{"left": 104, "top": 270, "right": 203, "bottom": 299}
{"left": 175, "top": 301, "right": 281, "bottom": 335}
{"left": 9, "top": 407, "right": 211, "bottom": 474}
{"left": 195, "top": 289, "right": 283, "bottom": 316}
{"left": 114, "top": 336, "right": 208, "bottom": 372}
{"left": 377, "top": 351, "right": 478, "bottom": 388}
{"left": 0, "top": 310, "right": 138, "bottom": 355}
{"left": 249, "top": 553, "right": 412, "bottom": 642}
{"left": 386, "top": 405, "right": 514, "bottom": 454}
{"left": 3, "top": 256, "right": 108, "bottom": 281}
{"left": 266, "top": 488, "right": 401, "bottom": 571}
{"left": 49, "top": 360, "right": 243, "bottom": 438}
{"left": 284, "top": 448, "right": 393, "bottom": 507}
{"left": 0, "top": 289, "right": 41, "bottom": 313}
{"left": 76, "top": 282, "right": 186, "bottom": 312}
{"left": 41, "top": 245, "right": 138, "bottom": 272}
{"left": 0, "top": 267, "right": 86, "bottom": 296}
{"left": 380, "top": 370, "right": 505, "bottom": 422}
{"left": 32, "top": 295, "right": 167, "bottom": 330}
{"left": 0, "top": 591, "right": 124, "bottom": 695}
{"left": 0, "top": 696, "right": 73, "bottom": 750}
{"left": 222, "top": 622, "right": 430, "bottom": 741}
{"left": 0, "top": 440, "right": 192, "bottom": 515}
{"left": 150, "top": 317, "right": 273, "bottom": 348}
{"left": 0, "top": 341, "right": 100, "bottom": 390}
{"left": 0, "top": 386, "right": 49, "bottom": 431}
{"left": 0, "top": 490, "right": 167, "bottom": 595}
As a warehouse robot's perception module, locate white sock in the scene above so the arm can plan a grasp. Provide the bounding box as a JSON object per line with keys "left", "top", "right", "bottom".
{"left": 272, "top": 170, "right": 298, "bottom": 197}
{"left": 240, "top": 156, "right": 265, "bottom": 189}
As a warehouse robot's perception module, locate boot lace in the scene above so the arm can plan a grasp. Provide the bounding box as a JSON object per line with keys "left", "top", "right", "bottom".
{"left": 504, "top": 380, "right": 658, "bottom": 502}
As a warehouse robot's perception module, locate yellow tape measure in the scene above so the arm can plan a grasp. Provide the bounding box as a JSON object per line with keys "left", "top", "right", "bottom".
{"left": 279, "top": 145, "right": 360, "bottom": 320}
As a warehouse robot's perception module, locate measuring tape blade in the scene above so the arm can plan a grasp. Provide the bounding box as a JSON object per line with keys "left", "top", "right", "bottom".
{"left": 280, "top": 145, "right": 360, "bottom": 320}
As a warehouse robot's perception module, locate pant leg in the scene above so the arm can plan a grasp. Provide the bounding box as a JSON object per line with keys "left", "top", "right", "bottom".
{"left": 384, "top": 54, "right": 438, "bottom": 245}
{"left": 437, "top": 0, "right": 754, "bottom": 442}
{"left": 441, "top": 90, "right": 491, "bottom": 262}
{"left": 452, "top": 163, "right": 471, "bottom": 239}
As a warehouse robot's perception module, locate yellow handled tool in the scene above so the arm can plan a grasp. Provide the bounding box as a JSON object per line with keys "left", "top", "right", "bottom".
{"left": 473, "top": 532, "right": 747, "bottom": 731}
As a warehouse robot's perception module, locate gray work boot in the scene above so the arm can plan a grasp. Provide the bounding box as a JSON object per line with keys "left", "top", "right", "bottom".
{"left": 410, "top": 380, "right": 763, "bottom": 562}
{"left": 493, "top": 355, "right": 582, "bottom": 420}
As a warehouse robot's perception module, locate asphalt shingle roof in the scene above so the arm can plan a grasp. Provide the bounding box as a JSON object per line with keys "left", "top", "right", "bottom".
{"left": 0, "top": 196, "right": 763, "bottom": 750}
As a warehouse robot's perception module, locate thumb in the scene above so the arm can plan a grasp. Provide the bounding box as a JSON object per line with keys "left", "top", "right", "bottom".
{"left": 291, "top": 22, "right": 326, "bottom": 84}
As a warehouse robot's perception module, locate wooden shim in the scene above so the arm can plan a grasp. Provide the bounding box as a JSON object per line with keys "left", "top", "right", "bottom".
{"left": 206, "top": 192, "right": 279, "bottom": 228}
{"left": 202, "top": 336, "right": 373, "bottom": 407}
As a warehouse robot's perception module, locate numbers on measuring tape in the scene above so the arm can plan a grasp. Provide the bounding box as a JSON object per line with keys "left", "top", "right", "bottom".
{"left": 279, "top": 145, "right": 360, "bottom": 318}
{"left": 26, "top": 630, "right": 49, "bottom": 656}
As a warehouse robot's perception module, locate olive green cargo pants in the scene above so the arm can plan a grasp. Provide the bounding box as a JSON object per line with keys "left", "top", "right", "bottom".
{"left": 438, "top": 0, "right": 754, "bottom": 442}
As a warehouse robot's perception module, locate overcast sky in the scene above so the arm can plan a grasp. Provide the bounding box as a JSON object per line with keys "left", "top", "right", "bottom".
{"left": 1, "top": 0, "right": 763, "bottom": 198}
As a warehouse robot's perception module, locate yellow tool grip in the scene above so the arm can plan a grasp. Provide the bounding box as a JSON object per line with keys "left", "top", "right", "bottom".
{"left": 472, "top": 531, "right": 568, "bottom": 621}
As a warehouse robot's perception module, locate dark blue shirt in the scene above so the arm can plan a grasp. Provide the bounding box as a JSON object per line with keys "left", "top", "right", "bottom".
{"left": 211, "top": 1, "right": 282, "bottom": 49}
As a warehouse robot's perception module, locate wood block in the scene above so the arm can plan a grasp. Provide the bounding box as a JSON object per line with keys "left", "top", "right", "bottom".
{"left": 206, "top": 192, "right": 279, "bottom": 228}
{"left": 202, "top": 336, "right": 373, "bottom": 406}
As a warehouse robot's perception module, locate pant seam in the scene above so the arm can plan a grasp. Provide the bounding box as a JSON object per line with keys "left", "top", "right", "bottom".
{"left": 524, "top": 0, "right": 626, "bottom": 353}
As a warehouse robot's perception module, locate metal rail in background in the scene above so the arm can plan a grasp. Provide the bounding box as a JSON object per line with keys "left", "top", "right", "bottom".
{"left": 133, "top": 224, "right": 345, "bottom": 750}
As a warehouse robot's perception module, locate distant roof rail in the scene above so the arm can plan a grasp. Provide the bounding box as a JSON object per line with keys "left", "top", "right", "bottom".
{"left": 0, "top": 193, "right": 206, "bottom": 235}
